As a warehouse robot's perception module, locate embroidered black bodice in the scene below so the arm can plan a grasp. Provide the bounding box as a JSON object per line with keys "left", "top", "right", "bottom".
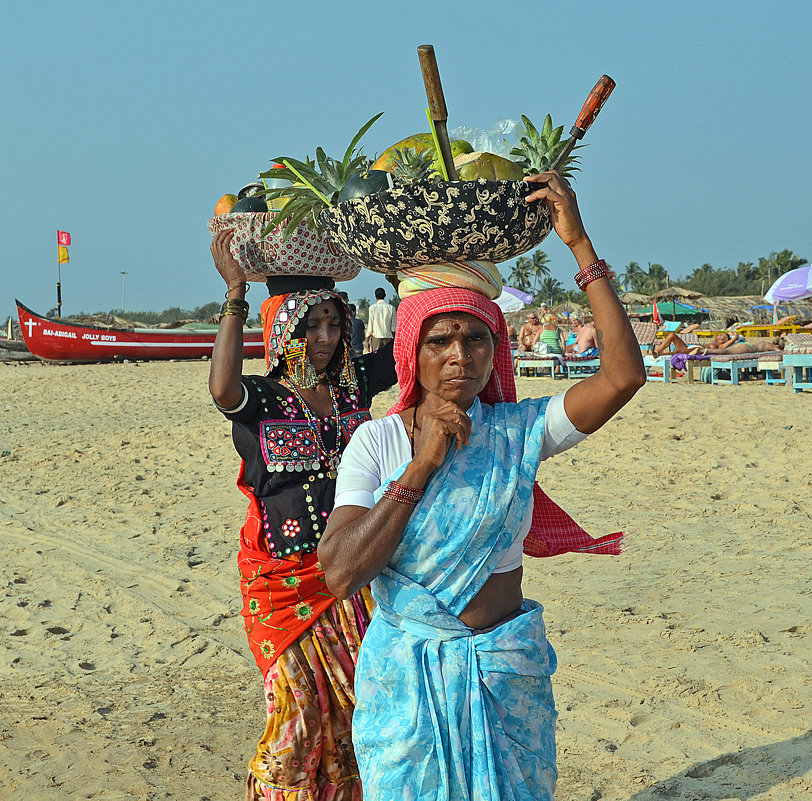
{"left": 220, "top": 345, "right": 396, "bottom": 560}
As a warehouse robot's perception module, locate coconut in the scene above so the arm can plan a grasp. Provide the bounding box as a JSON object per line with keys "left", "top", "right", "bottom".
{"left": 453, "top": 151, "right": 525, "bottom": 181}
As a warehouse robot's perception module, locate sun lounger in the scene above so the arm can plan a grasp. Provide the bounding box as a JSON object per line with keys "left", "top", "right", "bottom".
{"left": 514, "top": 353, "right": 564, "bottom": 379}
{"left": 784, "top": 333, "right": 812, "bottom": 353}
{"left": 755, "top": 353, "right": 787, "bottom": 385}
{"left": 782, "top": 334, "right": 812, "bottom": 392}
{"left": 783, "top": 354, "right": 812, "bottom": 393}
{"left": 642, "top": 354, "right": 675, "bottom": 382}
{"left": 706, "top": 352, "right": 762, "bottom": 385}
{"left": 563, "top": 353, "right": 601, "bottom": 378}
{"left": 630, "top": 322, "right": 675, "bottom": 382}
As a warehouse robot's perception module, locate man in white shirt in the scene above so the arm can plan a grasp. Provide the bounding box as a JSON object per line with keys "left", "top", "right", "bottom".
{"left": 365, "top": 287, "right": 396, "bottom": 352}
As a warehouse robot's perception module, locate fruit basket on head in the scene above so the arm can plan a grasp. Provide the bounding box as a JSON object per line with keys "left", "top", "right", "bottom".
{"left": 207, "top": 192, "right": 361, "bottom": 284}
{"left": 318, "top": 177, "right": 552, "bottom": 277}
{"left": 237, "top": 106, "right": 588, "bottom": 295}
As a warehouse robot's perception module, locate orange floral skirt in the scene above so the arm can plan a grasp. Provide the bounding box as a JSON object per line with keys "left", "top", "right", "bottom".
{"left": 245, "top": 589, "right": 374, "bottom": 801}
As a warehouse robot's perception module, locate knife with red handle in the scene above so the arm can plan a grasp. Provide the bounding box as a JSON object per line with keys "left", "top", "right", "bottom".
{"left": 550, "top": 75, "right": 616, "bottom": 174}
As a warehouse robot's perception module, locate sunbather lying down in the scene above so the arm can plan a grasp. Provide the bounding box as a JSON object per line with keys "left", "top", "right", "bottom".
{"left": 650, "top": 332, "right": 784, "bottom": 357}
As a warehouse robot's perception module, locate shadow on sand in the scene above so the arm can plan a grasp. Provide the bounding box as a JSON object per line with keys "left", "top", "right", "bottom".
{"left": 625, "top": 730, "right": 811, "bottom": 800}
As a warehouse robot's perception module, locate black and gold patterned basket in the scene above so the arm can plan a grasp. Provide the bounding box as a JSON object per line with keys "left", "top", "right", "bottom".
{"left": 319, "top": 179, "right": 552, "bottom": 274}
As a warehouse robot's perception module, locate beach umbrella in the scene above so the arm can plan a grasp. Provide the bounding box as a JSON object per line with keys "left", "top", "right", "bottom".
{"left": 651, "top": 300, "right": 663, "bottom": 326}
{"left": 495, "top": 285, "right": 534, "bottom": 313}
{"left": 764, "top": 265, "right": 812, "bottom": 303}
{"left": 638, "top": 301, "right": 708, "bottom": 319}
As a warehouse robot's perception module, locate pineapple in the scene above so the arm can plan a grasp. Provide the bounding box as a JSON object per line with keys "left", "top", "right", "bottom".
{"left": 258, "top": 113, "right": 383, "bottom": 239}
{"left": 391, "top": 147, "right": 438, "bottom": 186}
{"left": 509, "top": 114, "right": 582, "bottom": 179}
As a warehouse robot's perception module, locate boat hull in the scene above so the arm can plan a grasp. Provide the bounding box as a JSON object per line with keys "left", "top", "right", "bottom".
{"left": 16, "top": 301, "right": 266, "bottom": 363}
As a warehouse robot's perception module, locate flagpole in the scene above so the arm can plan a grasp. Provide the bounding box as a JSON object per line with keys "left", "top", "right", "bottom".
{"left": 56, "top": 231, "right": 71, "bottom": 318}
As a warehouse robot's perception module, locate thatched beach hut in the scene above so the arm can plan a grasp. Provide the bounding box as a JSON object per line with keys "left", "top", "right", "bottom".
{"left": 696, "top": 295, "right": 812, "bottom": 328}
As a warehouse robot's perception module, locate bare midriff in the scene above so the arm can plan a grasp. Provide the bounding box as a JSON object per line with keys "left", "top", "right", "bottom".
{"left": 458, "top": 566, "right": 524, "bottom": 630}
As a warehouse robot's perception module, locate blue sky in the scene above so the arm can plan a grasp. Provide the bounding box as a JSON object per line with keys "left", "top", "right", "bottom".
{"left": 2, "top": 0, "right": 810, "bottom": 316}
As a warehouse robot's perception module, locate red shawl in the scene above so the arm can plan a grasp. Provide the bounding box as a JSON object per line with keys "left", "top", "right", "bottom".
{"left": 390, "top": 288, "right": 622, "bottom": 557}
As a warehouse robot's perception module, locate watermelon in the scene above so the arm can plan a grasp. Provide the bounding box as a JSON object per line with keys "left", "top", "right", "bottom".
{"left": 229, "top": 197, "right": 268, "bottom": 213}
{"left": 337, "top": 170, "right": 392, "bottom": 203}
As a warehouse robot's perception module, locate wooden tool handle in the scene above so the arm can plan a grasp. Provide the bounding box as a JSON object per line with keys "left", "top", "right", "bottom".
{"left": 572, "top": 75, "right": 616, "bottom": 137}
{"left": 417, "top": 44, "right": 448, "bottom": 121}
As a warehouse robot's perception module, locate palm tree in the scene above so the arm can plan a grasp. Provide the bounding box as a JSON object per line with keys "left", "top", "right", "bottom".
{"left": 685, "top": 263, "right": 715, "bottom": 294}
{"left": 620, "top": 261, "right": 646, "bottom": 293}
{"left": 646, "top": 263, "right": 669, "bottom": 292}
{"left": 529, "top": 249, "right": 551, "bottom": 294}
{"left": 537, "top": 276, "right": 564, "bottom": 306}
{"left": 772, "top": 248, "right": 806, "bottom": 276}
{"left": 509, "top": 256, "right": 532, "bottom": 293}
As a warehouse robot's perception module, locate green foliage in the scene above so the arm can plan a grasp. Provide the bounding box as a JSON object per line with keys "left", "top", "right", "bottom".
{"left": 355, "top": 298, "right": 370, "bottom": 324}
{"left": 74, "top": 301, "right": 224, "bottom": 324}
{"left": 680, "top": 249, "right": 806, "bottom": 296}
{"left": 508, "top": 257, "right": 532, "bottom": 293}
{"left": 258, "top": 113, "right": 383, "bottom": 239}
{"left": 534, "top": 276, "right": 565, "bottom": 306}
{"left": 507, "top": 248, "right": 551, "bottom": 294}
{"left": 614, "top": 248, "right": 806, "bottom": 298}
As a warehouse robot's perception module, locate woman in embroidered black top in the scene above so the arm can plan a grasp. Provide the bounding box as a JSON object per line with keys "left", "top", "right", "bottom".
{"left": 209, "top": 229, "right": 396, "bottom": 801}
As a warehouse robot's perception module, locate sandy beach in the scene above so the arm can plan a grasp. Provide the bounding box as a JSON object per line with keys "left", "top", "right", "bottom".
{"left": 1, "top": 358, "right": 810, "bottom": 800}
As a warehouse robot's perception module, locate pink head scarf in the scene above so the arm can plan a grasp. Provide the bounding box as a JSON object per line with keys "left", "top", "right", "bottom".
{"left": 389, "top": 286, "right": 623, "bottom": 558}
{"left": 389, "top": 288, "right": 515, "bottom": 414}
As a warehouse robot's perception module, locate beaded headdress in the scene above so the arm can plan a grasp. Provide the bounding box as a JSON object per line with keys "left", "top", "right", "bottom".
{"left": 260, "top": 289, "right": 357, "bottom": 391}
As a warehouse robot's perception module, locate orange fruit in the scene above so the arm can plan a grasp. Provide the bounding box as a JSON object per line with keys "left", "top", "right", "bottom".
{"left": 214, "top": 193, "right": 238, "bottom": 215}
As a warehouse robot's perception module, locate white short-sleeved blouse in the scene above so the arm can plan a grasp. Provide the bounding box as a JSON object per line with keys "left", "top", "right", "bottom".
{"left": 334, "top": 393, "right": 586, "bottom": 574}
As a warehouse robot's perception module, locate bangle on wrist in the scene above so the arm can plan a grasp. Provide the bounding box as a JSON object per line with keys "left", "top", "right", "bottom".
{"left": 382, "top": 480, "right": 425, "bottom": 505}
{"left": 225, "top": 281, "right": 249, "bottom": 298}
{"left": 220, "top": 298, "right": 249, "bottom": 322}
{"left": 574, "top": 259, "right": 613, "bottom": 291}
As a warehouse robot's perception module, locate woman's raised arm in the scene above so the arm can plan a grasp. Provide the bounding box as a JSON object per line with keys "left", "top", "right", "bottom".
{"left": 209, "top": 230, "right": 250, "bottom": 409}
{"left": 525, "top": 173, "right": 646, "bottom": 434}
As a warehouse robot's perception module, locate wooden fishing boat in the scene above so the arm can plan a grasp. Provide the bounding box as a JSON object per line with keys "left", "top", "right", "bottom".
{"left": 16, "top": 300, "right": 265, "bottom": 363}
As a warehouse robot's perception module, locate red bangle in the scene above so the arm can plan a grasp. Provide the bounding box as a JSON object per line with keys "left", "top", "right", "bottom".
{"left": 382, "top": 481, "right": 425, "bottom": 505}
{"left": 574, "top": 259, "right": 613, "bottom": 291}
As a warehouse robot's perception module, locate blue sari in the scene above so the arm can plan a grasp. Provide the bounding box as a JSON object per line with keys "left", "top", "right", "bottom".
{"left": 353, "top": 397, "right": 558, "bottom": 801}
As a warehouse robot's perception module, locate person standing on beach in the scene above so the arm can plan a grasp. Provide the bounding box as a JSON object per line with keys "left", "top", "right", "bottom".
{"left": 318, "top": 171, "right": 645, "bottom": 801}
{"left": 209, "top": 229, "right": 396, "bottom": 800}
{"left": 365, "top": 287, "right": 396, "bottom": 352}
{"left": 348, "top": 303, "right": 365, "bottom": 357}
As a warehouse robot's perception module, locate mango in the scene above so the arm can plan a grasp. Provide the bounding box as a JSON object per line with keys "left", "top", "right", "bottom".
{"left": 453, "top": 151, "right": 525, "bottom": 181}
{"left": 214, "top": 193, "right": 238, "bottom": 215}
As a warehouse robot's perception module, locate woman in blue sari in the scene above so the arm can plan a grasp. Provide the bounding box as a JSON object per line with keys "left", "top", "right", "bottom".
{"left": 319, "top": 172, "right": 646, "bottom": 800}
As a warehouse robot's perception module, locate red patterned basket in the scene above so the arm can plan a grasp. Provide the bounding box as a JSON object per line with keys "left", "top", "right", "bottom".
{"left": 207, "top": 213, "right": 361, "bottom": 282}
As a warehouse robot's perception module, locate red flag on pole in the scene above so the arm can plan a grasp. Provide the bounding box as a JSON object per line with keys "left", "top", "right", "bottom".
{"left": 57, "top": 230, "right": 71, "bottom": 246}
{"left": 651, "top": 300, "right": 662, "bottom": 326}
